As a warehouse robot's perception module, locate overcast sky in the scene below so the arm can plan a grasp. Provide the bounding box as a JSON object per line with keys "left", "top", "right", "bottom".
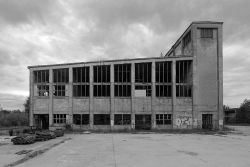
{"left": 0, "top": 0, "right": 249, "bottom": 110}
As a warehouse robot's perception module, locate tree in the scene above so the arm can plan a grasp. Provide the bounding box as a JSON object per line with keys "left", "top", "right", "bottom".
{"left": 23, "top": 97, "right": 30, "bottom": 114}
{"left": 236, "top": 99, "right": 250, "bottom": 124}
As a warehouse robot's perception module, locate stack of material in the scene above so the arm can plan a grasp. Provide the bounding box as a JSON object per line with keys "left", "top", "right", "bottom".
{"left": 48, "top": 131, "right": 56, "bottom": 139}
{"left": 11, "top": 134, "right": 36, "bottom": 145}
{"left": 35, "top": 132, "right": 53, "bottom": 141}
{"left": 54, "top": 129, "right": 64, "bottom": 137}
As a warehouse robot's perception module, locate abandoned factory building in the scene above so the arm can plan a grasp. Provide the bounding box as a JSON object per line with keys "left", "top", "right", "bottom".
{"left": 28, "top": 21, "right": 223, "bottom": 131}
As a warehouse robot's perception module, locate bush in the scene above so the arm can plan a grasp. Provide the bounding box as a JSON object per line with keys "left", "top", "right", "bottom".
{"left": 0, "top": 110, "right": 29, "bottom": 127}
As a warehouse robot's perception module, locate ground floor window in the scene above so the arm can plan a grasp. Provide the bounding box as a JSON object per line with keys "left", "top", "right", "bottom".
{"left": 53, "top": 114, "right": 66, "bottom": 124}
{"left": 114, "top": 114, "right": 131, "bottom": 125}
{"left": 73, "top": 114, "right": 89, "bottom": 125}
{"left": 94, "top": 114, "right": 110, "bottom": 125}
{"left": 156, "top": 114, "right": 172, "bottom": 125}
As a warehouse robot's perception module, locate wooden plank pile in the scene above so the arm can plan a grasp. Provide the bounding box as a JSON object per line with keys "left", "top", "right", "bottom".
{"left": 11, "top": 134, "right": 36, "bottom": 145}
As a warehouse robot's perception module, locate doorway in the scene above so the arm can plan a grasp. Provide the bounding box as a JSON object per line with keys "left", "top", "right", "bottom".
{"left": 34, "top": 114, "right": 49, "bottom": 130}
{"left": 135, "top": 114, "right": 151, "bottom": 130}
{"left": 202, "top": 114, "right": 213, "bottom": 130}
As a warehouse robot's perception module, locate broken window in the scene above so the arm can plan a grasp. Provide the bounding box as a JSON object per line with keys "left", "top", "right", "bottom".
{"left": 53, "top": 114, "right": 66, "bottom": 124}
{"left": 53, "top": 69, "right": 69, "bottom": 97}
{"left": 183, "top": 31, "right": 191, "bottom": 47}
{"left": 114, "top": 63, "right": 131, "bottom": 97}
{"left": 156, "top": 114, "right": 172, "bottom": 125}
{"left": 93, "top": 65, "right": 110, "bottom": 97}
{"left": 176, "top": 61, "right": 192, "bottom": 97}
{"left": 94, "top": 114, "right": 110, "bottom": 125}
{"left": 34, "top": 70, "right": 49, "bottom": 96}
{"left": 135, "top": 63, "right": 151, "bottom": 97}
{"left": 114, "top": 114, "right": 131, "bottom": 125}
{"left": 200, "top": 28, "right": 213, "bottom": 38}
{"left": 156, "top": 61, "right": 172, "bottom": 97}
{"left": 73, "top": 67, "right": 90, "bottom": 97}
{"left": 73, "top": 114, "right": 89, "bottom": 125}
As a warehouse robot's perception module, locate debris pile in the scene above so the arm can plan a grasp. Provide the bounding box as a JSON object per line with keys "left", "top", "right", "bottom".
{"left": 11, "top": 134, "right": 36, "bottom": 145}
{"left": 54, "top": 129, "right": 64, "bottom": 137}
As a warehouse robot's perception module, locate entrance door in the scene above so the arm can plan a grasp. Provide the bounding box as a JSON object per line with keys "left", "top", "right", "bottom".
{"left": 202, "top": 114, "right": 213, "bottom": 130}
{"left": 135, "top": 115, "right": 151, "bottom": 130}
{"left": 34, "top": 114, "right": 49, "bottom": 130}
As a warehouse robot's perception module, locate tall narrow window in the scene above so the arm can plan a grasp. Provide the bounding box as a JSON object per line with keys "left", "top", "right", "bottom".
{"left": 53, "top": 68, "right": 69, "bottom": 96}
{"left": 155, "top": 61, "right": 172, "bottom": 97}
{"left": 135, "top": 63, "right": 152, "bottom": 97}
{"left": 34, "top": 70, "right": 49, "bottom": 96}
{"left": 114, "top": 64, "right": 131, "bottom": 97}
{"left": 176, "top": 61, "right": 192, "bottom": 97}
{"left": 183, "top": 31, "right": 191, "bottom": 47}
{"left": 73, "top": 67, "right": 90, "bottom": 97}
{"left": 93, "top": 65, "right": 110, "bottom": 97}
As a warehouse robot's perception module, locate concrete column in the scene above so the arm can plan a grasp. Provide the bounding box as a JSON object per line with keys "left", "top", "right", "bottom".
{"left": 89, "top": 65, "right": 94, "bottom": 130}
{"left": 131, "top": 63, "right": 135, "bottom": 129}
{"left": 29, "top": 70, "right": 34, "bottom": 126}
{"left": 151, "top": 61, "right": 156, "bottom": 129}
{"left": 68, "top": 67, "right": 73, "bottom": 124}
{"left": 110, "top": 64, "right": 114, "bottom": 129}
{"left": 218, "top": 24, "right": 224, "bottom": 130}
{"left": 172, "top": 60, "right": 177, "bottom": 129}
{"left": 49, "top": 69, "right": 53, "bottom": 126}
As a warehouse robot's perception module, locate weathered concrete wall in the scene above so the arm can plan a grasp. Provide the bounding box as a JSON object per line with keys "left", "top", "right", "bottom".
{"left": 73, "top": 98, "right": 90, "bottom": 113}
{"left": 174, "top": 111, "right": 193, "bottom": 129}
{"left": 72, "top": 125, "right": 90, "bottom": 130}
{"left": 93, "top": 98, "right": 110, "bottom": 114}
{"left": 155, "top": 98, "right": 172, "bottom": 112}
{"left": 183, "top": 42, "right": 192, "bottom": 55}
{"left": 114, "top": 98, "right": 131, "bottom": 113}
{"left": 134, "top": 97, "right": 152, "bottom": 113}
{"left": 175, "top": 43, "right": 182, "bottom": 56}
{"left": 113, "top": 125, "right": 131, "bottom": 130}
{"left": 53, "top": 98, "right": 69, "bottom": 114}
{"left": 93, "top": 125, "right": 111, "bottom": 130}
{"left": 196, "top": 29, "right": 218, "bottom": 112}
{"left": 176, "top": 98, "right": 192, "bottom": 112}
{"left": 33, "top": 98, "right": 49, "bottom": 114}
{"left": 155, "top": 125, "right": 172, "bottom": 129}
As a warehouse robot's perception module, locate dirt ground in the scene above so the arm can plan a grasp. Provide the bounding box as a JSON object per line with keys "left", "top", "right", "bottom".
{"left": 13, "top": 131, "right": 250, "bottom": 167}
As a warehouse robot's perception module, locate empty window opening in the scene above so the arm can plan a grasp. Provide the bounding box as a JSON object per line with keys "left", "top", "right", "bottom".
{"left": 114, "top": 64, "right": 131, "bottom": 82}
{"left": 183, "top": 31, "right": 191, "bottom": 47}
{"left": 73, "top": 114, "right": 89, "bottom": 125}
{"left": 53, "top": 114, "right": 66, "bottom": 124}
{"left": 202, "top": 114, "right": 213, "bottom": 130}
{"left": 200, "top": 28, "right": 213, "bottom": 38}
{"left": 156, "top": 61, "right": 172, "bottom": 97}
{"left": 94, "top": 114, "right": 110, "bottom": 125}
{"left": 53, "top": 85, "right": 69, "bottom": 96}
{"left": 115, "top": 85, "right": 131, "bottom": 97}
{"left": 73, "top": 67, "right": 90, "bottom": 97}
{"left": 156, "top": 114, "right": 172, "bottom": 125}
{"left": 34, "top": 70, "right": 49, "bottom": 83}
{"left": 53, "top": 69, "right": 69, "bottom": 97}
{"left": 135, "top": 115, "right": 151, "bottom": 130}
{"left": 176, "top": 61, "right": 192, "bottom": 97}
{"left": 114, "top": 114, "right": 131, "bottom": 125}
{"left": 94, "top": 65, "right": 110, "bottom": 97}
{"left": 34, "top": 85, "right": 49, "bottom": 96}
{"left": 135, "top": 63, "right": 151, "bottom": 83}
{"left": 34, "top": 70, "right": 49, "bottom": 96}
{"left": 135, "top": 85, "right": 151, "bottom": 97}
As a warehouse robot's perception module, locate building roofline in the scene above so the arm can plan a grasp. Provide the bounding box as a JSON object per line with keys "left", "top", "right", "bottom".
{"left": 165, "top": 21, "right": 223, "bottom": 57}
{"left": 27, "top": 55, "right": 193, "bottom": 69}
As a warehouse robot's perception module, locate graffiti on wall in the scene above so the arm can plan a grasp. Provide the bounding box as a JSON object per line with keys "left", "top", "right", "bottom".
{"left": 176, "top": 115, "right": 192, "bottom": 126}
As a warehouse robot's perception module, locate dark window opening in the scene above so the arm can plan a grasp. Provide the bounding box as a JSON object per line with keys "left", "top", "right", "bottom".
{"left": 135, "top": 115, "right": 151, "bottom": 130}
{"left": 34, "top": 70, "right": 49, "bottom": 83}
{"left": 114, "top": 85, "right": 131, "bottom": 97}
{"left": 73, "top": 67, "right": 89, "bottom": 83}
{"left": 135, "top": 85, "right": 151, "bottom": 97}
{"left": 183, "top": 31, "right": 191, "bottom": 47}
{"left": 156, "top": 61, "right": 171, "bottom": 83}
{"left": 202, "top": 114, "right": 213, "bottom": 130}
{"left": 73, "top": 114, "right": 89, "bottom": 125}
{"left": 53, "top": 69, "right": 69, "bottom": 83}
{"left": 135, "top": 63, "right": 151, "bottom": 83}
{"left": 114, "top": 114, "right": 131, "bottom": 125}
{"left": 201, "top": 28, "right": 213, "bottom": 38}
{"left": 94, "top": 85, "right": 110, "bottom": 97}
{"left": 176, "top": 85, "right": 192, "bottom": 97}
{"left": 156, "top": 85, "right": 172, "bottom": 97}
{"left": 53, "top": 85, "right": 68, "bottom": 96}
{"left": 94, "top": 114, "right": 110, "bottom": 125}
{"left": 35, "top": 85, "right": 49, "bottom": 96}
{"left": 73, "top": 85, "right": 89, "bottom": 97}
{"left": 156, "top": 114, "right": 172, "bottom": 125}
{"left": 94, "top": 65, "right": 110, "bottom": 83}
{"left": 53, "top": 114, "right": 66, "bottom": 124}
{"left": 114, "top": 64, "right": 131, "bottom": 83}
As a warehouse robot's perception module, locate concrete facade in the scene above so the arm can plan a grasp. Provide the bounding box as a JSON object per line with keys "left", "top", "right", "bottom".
{"left": 28, "top": 21, "right": 223, "bottom": 130}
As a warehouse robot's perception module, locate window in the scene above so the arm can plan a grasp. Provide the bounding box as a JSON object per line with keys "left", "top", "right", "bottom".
{"left": 73, "top": 67, "right": 90, "bottom": 97}
{"left": 176, "top": 61, "right": 192, "bottom": 97}
{"left": 156, "top": 61, "right": 172, "bottom": 97}
{"left": 114, "top": 114, "right": 131, "bottom": 125}
{"left": 94, "top": 114, "right": 110, "bottom": 125}
{"left": 200, "top": 28, "right": 213, "bottom": 38}
{"left": 114, "top": 64, "right": 131, "bottom": 97}
{"left": 156, "top": 114, "right": 172, "bottom": 125}
{"left": 135, "top": 63, "right": 152, "bottom": 97}
{"left": 73, "top": 114, "right": 89, "bottom": 125}
{"left": 34, "top": 70, "right": 49, "bottom": 96}
{"left": 93, "top": 65, "right": 110, "bottom": 97}
{"left": 183, "top": 31, "right": 191, "bottom": 47}
{"left": 53, "top": 69, "right": 69, "bottom": 97}
{"left": 53, "top": 114, "right": 66, "bottom": 124}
